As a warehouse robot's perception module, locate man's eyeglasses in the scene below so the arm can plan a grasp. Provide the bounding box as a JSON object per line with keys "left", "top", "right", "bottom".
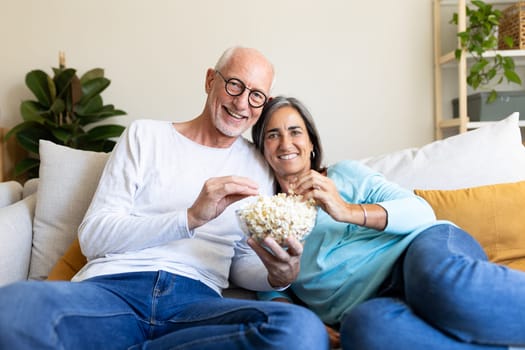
{"left": 215, "top": 70, "right": 268, "bottom": 108}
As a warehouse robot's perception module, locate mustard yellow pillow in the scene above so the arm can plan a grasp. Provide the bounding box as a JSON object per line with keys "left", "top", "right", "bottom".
{"left": 46, "top": 238, "right": 86, "bottom": 281}
{"left": 414, "top": 181, "right": 525, "bottom": 271}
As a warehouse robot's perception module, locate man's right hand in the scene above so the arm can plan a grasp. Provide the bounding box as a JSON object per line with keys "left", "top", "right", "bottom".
{"left": 187, "top": 176, "right": 259, "bottom": 230}
{"left": 247, "top": 236, "right": 303, "bottom": 289}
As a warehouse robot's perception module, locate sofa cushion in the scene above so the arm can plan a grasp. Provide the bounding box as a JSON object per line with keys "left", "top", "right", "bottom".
{"left": 0, "top": 194, "right": 37, "bottom": 286}
{"left": 362, "top": 113, "right": 525, "bottom": 190}
{"left": 47, "top": 238, "right": 87, "bottom": 281}
{"left": 0, "top": 181, "right": 23, "bottom": 208}
{"left": 28, "top": 141, "right": 110, "bottom": 280}
{"left": 23, "top": 178, "right": 39, "bottom": 198}
{"left": 415, "top": 181, "right": 525, "bottom": 272}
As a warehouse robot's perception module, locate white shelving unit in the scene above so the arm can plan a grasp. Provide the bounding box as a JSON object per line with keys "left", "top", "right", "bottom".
{"left": 433, "top": 0, "right": 525, "bottom": 140}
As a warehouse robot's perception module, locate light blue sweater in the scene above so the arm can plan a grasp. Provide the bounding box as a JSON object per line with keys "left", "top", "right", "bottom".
{"left": 258, "top": 160, "right": 437, "bottom": 325}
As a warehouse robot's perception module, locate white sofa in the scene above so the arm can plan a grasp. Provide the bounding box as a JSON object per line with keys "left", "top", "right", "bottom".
{"left": 1, "top": 113, "right": 525, "bottom": 293}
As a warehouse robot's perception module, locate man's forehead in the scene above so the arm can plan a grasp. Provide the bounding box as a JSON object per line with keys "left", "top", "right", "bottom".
{"left": 224, "top": 65, "right": 272, "bottom": 91}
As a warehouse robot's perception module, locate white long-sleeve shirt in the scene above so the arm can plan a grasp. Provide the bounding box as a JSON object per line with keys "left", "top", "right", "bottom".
{"left": 72, "top": 119, "right": 276, "bottom": 294}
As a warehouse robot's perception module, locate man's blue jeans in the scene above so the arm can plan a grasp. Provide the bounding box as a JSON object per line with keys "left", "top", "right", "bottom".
{"left": 340, "top": 223, "right": 525, "bottom": 350}
{"left": 0, "top": 271, "right": 328, "bottom": 349}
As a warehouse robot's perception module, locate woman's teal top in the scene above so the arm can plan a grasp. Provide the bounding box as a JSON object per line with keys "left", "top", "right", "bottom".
{"left": 257, "top": 160, "right": 438, "bottom": 325}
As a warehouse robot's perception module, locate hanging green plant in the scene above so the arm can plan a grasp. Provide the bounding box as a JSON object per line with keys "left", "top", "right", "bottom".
{"left": 450, "top": 0, "right": 522, "bottom": 103}
{"left": 4, "top": 53, "right": 126, "bottom": 179}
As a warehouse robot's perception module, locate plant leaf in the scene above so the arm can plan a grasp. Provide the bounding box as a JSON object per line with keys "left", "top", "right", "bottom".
{"left": 77, "top": 109, "right": 126, "bottom": 125}
{"left": 25, "top": 70, "right": 54, "bottom": 107}
{"left": 503, "top": 56, "right": 516, "bottom": 70}
{"left": 101, "top": 139, "right": 117, "bottom": 152}
{"left": 503, "top": 36, "right": 514, "bottom": 49}
{"left": 487, "top": 90, "right": 497, "bottom": 103}
{"left": 80, "top": 68, "right": 104, "bottom": 84}
{"left": 75, "top": 95, "right": 103, "bottom": 115}
{"left": 20, "top": 101, "right": 47, "bottom": 123}
{"left": 505, "top": 70, "right": 522, "bottom": 85}
{"left": 49, "top": 98, "right": 66, "bottom": 115}
{"left": 454, "top": 48, "right": 463, "bottom": 60}
{"left": 50, "top": 127, "right": 74, "bottom": 144}
{"left": 79, "top": 77, "right": 110, "bottom": 105}
{"left": 472, "top": 0, "right": 486, "bottom": 9}
{"left": 4, "top": 120, "right": 42, "bottom": 140}
{"left": 15, "top": 127, "right": 54, "bottom": 154}
{"left": 13, "top": 158, "right": 40, "bottom": 177}
{"left": 470, "top": 59, "right": 488, "bottom": 74}
{"left": 54, "top": 68, "right": 77, "bottom": 98}
{"left": 84, "top": 124, "right": 125, "bottom": 141}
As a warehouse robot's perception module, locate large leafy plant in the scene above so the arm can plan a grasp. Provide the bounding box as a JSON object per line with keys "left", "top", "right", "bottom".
{"left": 451, "top": 0, "right": 522, "bottom": 103}
{"left": 5, "top": 58, "right": 126, "bottom": 179}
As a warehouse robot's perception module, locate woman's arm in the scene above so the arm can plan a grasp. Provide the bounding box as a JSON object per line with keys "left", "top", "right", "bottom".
{"left": 290, "top": 161, "right": 436, "bottom": 233}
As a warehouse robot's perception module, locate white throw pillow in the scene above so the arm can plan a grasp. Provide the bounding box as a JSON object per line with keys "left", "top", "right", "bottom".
{"left": 28, "top": 141, "right": 110, "bottom": 280}
{"left": 361, "top": 113, "right": 525, "bottom": 190}
{"left": 0, "top": 194, "right": 36, "bottom": 286}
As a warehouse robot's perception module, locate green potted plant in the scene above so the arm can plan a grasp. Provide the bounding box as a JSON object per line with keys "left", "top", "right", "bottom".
{"left": 451, "top": 0, "right": 522, "bottom": 103}
{"left": 5, "top": 53, "right": 126, "bottom": 179}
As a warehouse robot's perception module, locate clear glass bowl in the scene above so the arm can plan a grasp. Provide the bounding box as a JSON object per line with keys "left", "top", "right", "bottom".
{"left": 235, "top": 203, "right": 316, "bottom": 248}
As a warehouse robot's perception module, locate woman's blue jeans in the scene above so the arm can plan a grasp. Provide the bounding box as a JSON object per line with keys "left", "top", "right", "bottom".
{"left": 0, "top": 271, "right": 328, "bottom": 350}
{"left": 340, "top": 223, "right": 525, "bottom": 350}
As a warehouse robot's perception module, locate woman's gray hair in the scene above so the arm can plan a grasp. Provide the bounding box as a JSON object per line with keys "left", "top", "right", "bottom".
{"left": 252, "top": 96, "right": 324, "bottom": 172}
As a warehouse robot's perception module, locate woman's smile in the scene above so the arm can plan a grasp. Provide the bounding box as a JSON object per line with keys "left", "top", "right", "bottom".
{"left": 263, "top": 106, "right": 313, "bottom": 179}
{"left": 278, "top": 153, "right": 299, "bottom": 160}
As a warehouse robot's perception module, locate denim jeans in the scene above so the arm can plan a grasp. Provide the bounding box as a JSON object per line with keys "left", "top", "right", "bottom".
{"left": 0, "top": 271, "right": 328, "bottom": 350}
{"left": 340, "top": 223, "right": 525, "bottom": 350}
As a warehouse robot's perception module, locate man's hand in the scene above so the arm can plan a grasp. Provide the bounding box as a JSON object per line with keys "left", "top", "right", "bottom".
{"left": 188, "top": 176, "right": 259, "bottom": 230}
{"left": 247, "top": 236, "right": 303, "bottom": 288}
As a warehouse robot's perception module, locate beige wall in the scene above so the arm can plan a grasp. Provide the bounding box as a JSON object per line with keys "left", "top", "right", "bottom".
{"left": 0, "top": 0, "right": 434, "bottom": 164}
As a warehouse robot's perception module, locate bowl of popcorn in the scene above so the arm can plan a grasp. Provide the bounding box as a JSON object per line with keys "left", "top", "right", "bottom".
{"left": 236, "top": 193, "right": 317, "bottom": 247}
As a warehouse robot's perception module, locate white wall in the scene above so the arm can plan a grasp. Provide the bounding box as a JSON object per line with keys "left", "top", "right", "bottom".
{"left": 0, "top": 0, "right": 434, "bottom": 164}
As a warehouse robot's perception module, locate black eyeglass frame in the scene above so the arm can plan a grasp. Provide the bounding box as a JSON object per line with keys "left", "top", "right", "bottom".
{"left": 215, "top": 70, "right": 268, "bottom": 108}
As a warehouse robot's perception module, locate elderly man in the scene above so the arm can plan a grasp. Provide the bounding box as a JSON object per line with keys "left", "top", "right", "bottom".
{"left": 0, "top": 46, "right": 328, "bottom": 350}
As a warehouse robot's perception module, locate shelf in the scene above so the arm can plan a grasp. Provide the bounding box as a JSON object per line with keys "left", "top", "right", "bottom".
{"left": 439, "top": 51, "right": 456, "bottom": 65}
{"left": 438, "top": 118, "right": 525, "bottom": 129}
{"left": 440, "top": 50, "right": 525, "bottom": 68}
{"left": 440, "top": 0, "right": 516, "bottom": 5}
{"left": 433, "top": 0, "right": 525, "bottom": 139}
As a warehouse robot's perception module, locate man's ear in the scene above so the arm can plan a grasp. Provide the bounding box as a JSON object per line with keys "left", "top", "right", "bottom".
{"left": 204, "top": 68, "right": 215, "bottom": 93}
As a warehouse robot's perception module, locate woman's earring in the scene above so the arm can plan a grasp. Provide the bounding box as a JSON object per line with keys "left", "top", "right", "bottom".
{"left": 311, "top": 151, "right": 315, "bottom": 159}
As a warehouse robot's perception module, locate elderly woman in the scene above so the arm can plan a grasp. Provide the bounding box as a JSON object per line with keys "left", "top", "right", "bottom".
{"left": 249, "top": 96, "right": 525, "bottom": 350}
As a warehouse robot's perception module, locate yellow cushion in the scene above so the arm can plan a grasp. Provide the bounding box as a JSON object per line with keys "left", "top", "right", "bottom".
{"left": 414, "top": 181, "right": 525, "bottom": 271}
{"left": 46, "top": 238, "right": 86, "bottom": 281}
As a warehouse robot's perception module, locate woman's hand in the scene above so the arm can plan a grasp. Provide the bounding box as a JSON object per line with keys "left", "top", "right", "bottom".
{"left": 290, "top": 170, "right": 352, "bottom": 222}
{"left": 290, "top": 170, "right": 387, "bottom": 229}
